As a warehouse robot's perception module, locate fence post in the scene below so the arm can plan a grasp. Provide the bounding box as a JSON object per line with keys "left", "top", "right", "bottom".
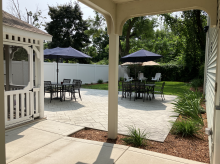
{"left": 76, "top": 63, "right": 79, "bottom": 80}
{"left": 94, "top": 64, "right": 96, "bottom": 83}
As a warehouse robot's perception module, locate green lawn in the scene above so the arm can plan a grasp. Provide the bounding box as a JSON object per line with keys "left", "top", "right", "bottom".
{"left": 82, "top": 81, "right": 191, "bottom": 97}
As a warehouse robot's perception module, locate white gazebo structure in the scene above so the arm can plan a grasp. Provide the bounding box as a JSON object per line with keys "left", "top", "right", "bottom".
{"left": 2, "top": 11, "right": 52, "bottom": 128}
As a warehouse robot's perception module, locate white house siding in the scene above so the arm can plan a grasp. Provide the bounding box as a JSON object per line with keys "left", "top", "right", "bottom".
{"left": 205, "top": 19, "right": 218, "bottom": 156}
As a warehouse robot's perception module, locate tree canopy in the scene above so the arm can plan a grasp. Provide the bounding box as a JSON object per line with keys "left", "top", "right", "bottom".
{"left": 45, "top": 2, "right": 90, "bottom": 50}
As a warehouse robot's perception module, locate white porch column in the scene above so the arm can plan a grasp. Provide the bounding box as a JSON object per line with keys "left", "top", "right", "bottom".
{"left": 39, "top": 40, "right": 44, "bottom": 118}
{"left": 108, "top": 24, "right": 119, "bottom": 139}
{"left": 0, "top": 0, "right": 6, "bottom": 162}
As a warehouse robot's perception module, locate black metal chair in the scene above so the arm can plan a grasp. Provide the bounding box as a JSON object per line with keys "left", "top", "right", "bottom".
{"left": 63, "top": 79, "right": 71, "bottom": 83}
{"left": 134, "top": 81, "right": 146, "bottom": 102}
{"left": 153, "top": 82, "right": 165, "bottom": 100}
{"left": 121, "top": 81, "right": 133, "bottom": 100}
{"left": 70, "top": 80, "right": 82, "bottom": 101}
{"left": 44, "top": 81, "right": 54, "bottom": 103}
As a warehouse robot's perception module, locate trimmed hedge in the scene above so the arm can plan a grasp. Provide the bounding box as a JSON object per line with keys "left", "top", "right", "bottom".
{"left": 129, "top": 64, "right": 202, "bottom": 82}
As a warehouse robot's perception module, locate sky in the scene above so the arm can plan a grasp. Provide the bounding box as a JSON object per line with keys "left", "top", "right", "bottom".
{"left": 3, "top": 0, "right": 96, "bottom": 30}
{"left": 2, "top": 0, "right": 180, "bottom": 32}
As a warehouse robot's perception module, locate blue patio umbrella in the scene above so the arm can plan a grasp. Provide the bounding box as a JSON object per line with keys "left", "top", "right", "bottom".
{"left": 120, "top": 49, "right": 162, "bottom": 79}
{"left": 44, "top": 47, "right": 92, "bottom": 98}
{"left": 120, "top": 49, "right": 162, "bottom": 63}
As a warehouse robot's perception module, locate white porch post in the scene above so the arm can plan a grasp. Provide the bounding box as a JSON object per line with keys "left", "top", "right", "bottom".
{"left": 108, "top": 23, "right": 119, "bottom": 139}
{"left": 39, "top": 40, "right": 44, "bottom": 118}
{"left": 0, "top": 0, "right": 6, "bottom": 162}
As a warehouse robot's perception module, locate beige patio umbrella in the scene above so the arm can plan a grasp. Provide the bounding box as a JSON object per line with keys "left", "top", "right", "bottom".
{"left": 121, "top": 61, "right": 159, "bottom": 66}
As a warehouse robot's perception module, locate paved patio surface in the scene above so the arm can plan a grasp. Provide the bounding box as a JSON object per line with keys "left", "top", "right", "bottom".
{"left": 45, "top": 89, "right": 177, "bottom": 142}
{"left": 6, "top": 120, "right": 206, "bottom": 164}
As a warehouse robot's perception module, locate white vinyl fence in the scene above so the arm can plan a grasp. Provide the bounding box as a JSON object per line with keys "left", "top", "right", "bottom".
{"left": 6, "top": 61, "right": 127, "bottom": 85}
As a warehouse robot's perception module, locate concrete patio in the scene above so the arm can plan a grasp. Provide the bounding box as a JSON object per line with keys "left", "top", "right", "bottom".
{"left": 5, "top": 119, "right": 206, "bottom": 164}
{"left": 45, "top": 88, "right": 177, "bottom": 142}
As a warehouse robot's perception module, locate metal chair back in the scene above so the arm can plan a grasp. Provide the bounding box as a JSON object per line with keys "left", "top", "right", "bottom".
{"left": 63, "top": 79, "right": 71, "bottom": 83}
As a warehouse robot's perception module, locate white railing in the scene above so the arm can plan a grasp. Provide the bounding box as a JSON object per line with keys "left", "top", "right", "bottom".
{"left": 4, "top": 88, "right": 40, "bottom": 128}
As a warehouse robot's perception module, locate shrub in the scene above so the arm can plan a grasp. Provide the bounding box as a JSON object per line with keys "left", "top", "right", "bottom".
{"left": 191, "top": 78, "right": 203, "bottom": 89}
{"left": 84, "top": 83, "right": 88, "bottom": 85}
{"left": 172, "top": 91, "right": 204, "bottom": 126}
{"left": 97, "top": 79, "right": 103, "bottom": 84}
{"left": 121, "top": 126, "right": 148, "bottom": 147}
{"left": 119, "top": 77, "right": 124, "bottom": 81}
{"left": 170, "top": 119, "right": 202, "bottom": 137}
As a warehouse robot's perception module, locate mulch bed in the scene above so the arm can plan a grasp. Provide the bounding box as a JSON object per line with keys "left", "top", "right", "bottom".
{"left": 70, "top": 89, "right": 209, "bottom": 163}
{"left": 70, "top": 112, "right": 209, "bottom": 163}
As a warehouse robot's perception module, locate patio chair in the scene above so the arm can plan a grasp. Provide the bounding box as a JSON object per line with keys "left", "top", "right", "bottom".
{"left": 134, "top": 81, "right": 146, "bottom": 102}
{"left": 44, "top": 81, "right": 54, "bottom": 103}
{"left": 121, "top": 81, "right": 133, "bottom": 100}
{"left": 138, "top": 73, "right": 147, "bottom": 82}
{"left": 70, "top": 80, "right": 82, "bottom": 101}
{"left": 124, "top": 73, "right": 133, "bottom": 82}
{"left": 152, "top": 73, "right": 162, "bottom": 82}
{"left": 153, "top": 82, "right": 165, "bottom": 100}
{"left": 63, "top": 79, "right": 71, "bottom": 96}
{"left": 63, "top": 79, "right": 71, "bottom": 83}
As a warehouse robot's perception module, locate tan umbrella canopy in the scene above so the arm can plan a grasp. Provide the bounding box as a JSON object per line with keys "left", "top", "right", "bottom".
{"left": 121, "top": 61, "right": 159, "bottom": 66}
{"left": 142, "top": 61, "right": 159, "bottom": 66}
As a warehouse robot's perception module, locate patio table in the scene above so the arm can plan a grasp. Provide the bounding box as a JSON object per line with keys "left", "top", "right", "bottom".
{"left": 51, "top": 82, "right": 73, "bottom": 101}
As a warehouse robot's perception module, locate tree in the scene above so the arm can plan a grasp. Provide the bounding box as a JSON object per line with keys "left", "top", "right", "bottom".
{"left": 119, "top": 16, "right": 157, "bottom": 57}
{"left": 45, "top": 2, "right": 90, "bottom": 51}
{"left": 7, "top": 0, "right": 46, "bottom": 28}
{"left": 161, "top": 10, "right": 207, "bottom": 79}
{"left": 85, "top": 11, "right": 109, "bottom": 62}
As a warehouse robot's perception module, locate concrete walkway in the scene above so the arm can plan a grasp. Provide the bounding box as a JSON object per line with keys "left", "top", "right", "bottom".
{"left": 6, "top": 120, "right": 206, "bottom": 164}
{"left": 45, "top": 89, "right": 177, "bottom": 142}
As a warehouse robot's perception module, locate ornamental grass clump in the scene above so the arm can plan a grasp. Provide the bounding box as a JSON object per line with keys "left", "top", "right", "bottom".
{"left": 170, "top": 118, "right": 202, "bottom": 137}
{"left": 121, "top": 126, "right": 148, "bottom": 147}
{"left": 172, "top": 91, "right": 204, "bottom": 126}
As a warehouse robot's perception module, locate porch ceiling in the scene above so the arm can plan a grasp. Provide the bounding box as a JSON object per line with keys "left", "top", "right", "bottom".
{"left": 79, "top": 0, "right": 217, "bottom": 35}
{"left": 111, "top": 0, "right": 136, "bottom": 3}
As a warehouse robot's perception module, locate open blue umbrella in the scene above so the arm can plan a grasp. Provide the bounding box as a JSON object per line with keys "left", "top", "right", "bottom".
{"left": 120, "top": 49, "right": 162, "bottom": 79}
{"left": 120, "top": 49, "right": 162, "bottom": 62}
{"left": 44, "top": 46, "right": 92, "bottom": 98}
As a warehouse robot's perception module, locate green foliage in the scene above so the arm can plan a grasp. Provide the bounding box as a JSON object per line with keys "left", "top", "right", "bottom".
{"left": 170, "top": 119, "right": 202, "bottom": 137}
{"left": 45, "top": 2, "right": 90, "bottom": 51}
{"left": 191, "top": 78, "right": 203, "bottom": 89}
{"left": 84, "top": 11, "right": 109, "bottom": 62}
{"left": 119, "top": 77, "right": 124, "bottom": 81}
{"left": 172, "top": 91, "right": 204, "bottom": 126}
{"left": 97, "top": 79, "right": 103, "bottom": 84}
{"left": 119, "top": 16, "right": 157, "bottom": 57}
{"left": 121, "top": 126, "right": 148, "bottom": 147}
{"left": 161, "top": 10, "right": 207, "bottom": 80}
{"left": 92, "top": 58, "right": 109, "bottom": 65}
{"left": 13, "top": 47, "right": 28, "bottom": 61}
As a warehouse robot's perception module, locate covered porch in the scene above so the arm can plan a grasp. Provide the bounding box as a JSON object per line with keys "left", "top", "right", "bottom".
{"left": 0, "top": 0, "right": 219, "bottom": 164}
